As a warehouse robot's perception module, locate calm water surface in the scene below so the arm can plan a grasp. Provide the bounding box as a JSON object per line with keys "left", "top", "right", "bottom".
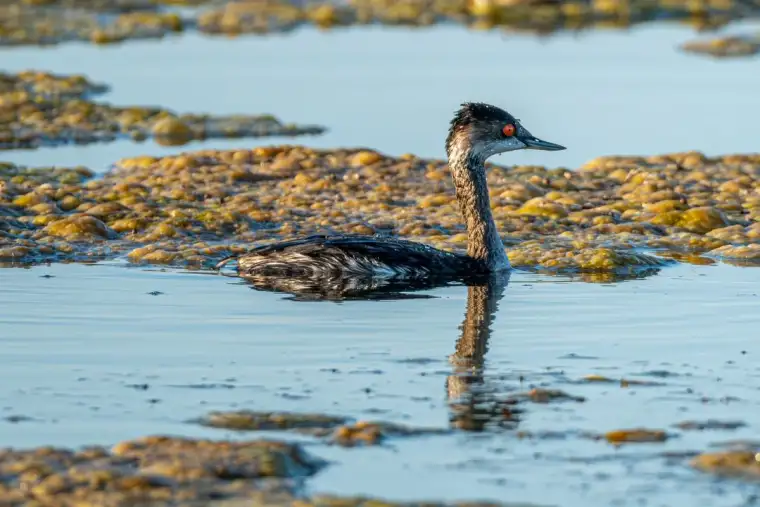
{"left": 2, "top": 22, "right": 760, "bottom": 507}
{"left": 1, "top": 262, "right": 760, "bottom": 506}
{"left": 2, "top": 23, "right": 760, "bottom": 170}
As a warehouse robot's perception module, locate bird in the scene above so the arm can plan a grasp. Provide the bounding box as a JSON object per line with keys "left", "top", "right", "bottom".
{"left": 216, "top": 103, "right": 565, "bottom": 290}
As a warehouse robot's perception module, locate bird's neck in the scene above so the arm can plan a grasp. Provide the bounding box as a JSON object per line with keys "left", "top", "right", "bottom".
{"left": 447, "top": 147, "right": 510, "bottom": 271}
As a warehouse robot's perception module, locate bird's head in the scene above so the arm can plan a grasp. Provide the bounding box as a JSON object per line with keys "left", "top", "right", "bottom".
{"left": 445, "top": 102, "right": 565, "bottom": 162}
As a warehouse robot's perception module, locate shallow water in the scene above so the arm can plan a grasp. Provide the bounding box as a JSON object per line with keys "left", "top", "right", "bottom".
{"left": 2, "top": 19, "right": 760, "bottom": 507}
{"left": 2, "top": 261, "right": 760, "bottom": 505}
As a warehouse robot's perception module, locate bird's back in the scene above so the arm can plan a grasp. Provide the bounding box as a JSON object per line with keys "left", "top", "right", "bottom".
{"left": 235, "top": 233, "right": 481, "bottom": 280}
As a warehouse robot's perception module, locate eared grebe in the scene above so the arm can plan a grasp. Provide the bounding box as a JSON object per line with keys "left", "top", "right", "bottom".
{"left": 217, "top": 103, "right": 565, "bottom": 284}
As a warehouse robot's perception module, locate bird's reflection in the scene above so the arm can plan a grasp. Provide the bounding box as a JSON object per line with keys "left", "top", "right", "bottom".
{"left": 446, "top": 272, "right": 518, "bottom": 432}
{"left": 233, "top": 267, "right": 664, "bottom": 430}
{"left": 238, "top": 272, "right": 489, "bottom": 302}
{"left": 231, "top": 263, "right": 664, "bottom": 302}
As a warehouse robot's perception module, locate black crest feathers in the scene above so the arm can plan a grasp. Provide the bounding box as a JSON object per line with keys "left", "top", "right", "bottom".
{"left": 446, "top": 102, "right": 516, "bottom": 154}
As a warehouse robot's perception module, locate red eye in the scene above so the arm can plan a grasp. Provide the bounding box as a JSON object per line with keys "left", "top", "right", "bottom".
{"left": 502, "top": 124, "right": 516, "bottom": 137}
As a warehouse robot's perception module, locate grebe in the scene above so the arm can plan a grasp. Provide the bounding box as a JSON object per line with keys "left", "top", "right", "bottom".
{"left": 219, "top": 103, "right": 565, "bottom": 282}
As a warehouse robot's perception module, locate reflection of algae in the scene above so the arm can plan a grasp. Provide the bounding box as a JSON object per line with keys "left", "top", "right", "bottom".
{"left": 707, "top": 244, "right": 760, "bottom": 264}
{"left": 656, "top": 250, "right": 716, "bottom": 266}
{"left": 575, "top": 268, "right": 662, "bottom": 282}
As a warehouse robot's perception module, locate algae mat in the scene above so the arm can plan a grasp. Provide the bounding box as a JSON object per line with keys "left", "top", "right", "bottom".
{"left": 0, "top": 70, "right": 325, "bottom": 151}
{"left": 3, "top": 0, "right": 760, "bottom": 60}
{"left": 2, "top": 144, "right": 759, "bottom": 280}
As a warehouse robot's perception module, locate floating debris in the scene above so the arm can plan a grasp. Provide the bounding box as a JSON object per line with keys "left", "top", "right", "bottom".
{"left": 578, "top": 374, "right": 663, "bottom": 386}
{"left": 605, "top": 428, "right": 670, "bottom": 444}
{"left": 691, "top": 450, "right": 760, "bottom": 480}
{"left": 2, "top": 415, "right": 36, "bottom": 423}
{"left": 674, "top": 419, "right": 747, "bottom": 431}
{"left": 194, "top": 410, "right": 350, "bottom": 432}
{"left": 681, "top": 34, "right": 760, "bottom": 58}
{"left": 508, "top": 388, "right": 586, "bottom": 404}
{"left": 329, "top": 420, "right": 449, "bottom": 447}
{"left": 515, "top": 429, "right": 600, "bottom": 441}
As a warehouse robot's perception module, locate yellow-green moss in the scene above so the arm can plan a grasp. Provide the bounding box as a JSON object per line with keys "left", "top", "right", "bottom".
{"left": 43, "top": 215, "right": 115, "bottom": 240}
{"left": 517, "top": 198, "right": 568, "bottom": 219}
{"left": 650, "top": 207, "right": 730, "bottom": 233}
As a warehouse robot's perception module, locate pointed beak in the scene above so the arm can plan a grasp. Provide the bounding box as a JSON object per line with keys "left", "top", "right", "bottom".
{"left": 522, "top": 136, "right": 566, "bottom": 151}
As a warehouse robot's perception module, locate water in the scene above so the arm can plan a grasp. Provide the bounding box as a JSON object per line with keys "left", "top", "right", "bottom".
{"left": 2, "top": 261, "right": 760, "bottom": 505}
{"left": 2, "top": 21, "right": 760, "bottom": 507}
{"left": 2, "top": 24, "right": 760, "bottom": 171}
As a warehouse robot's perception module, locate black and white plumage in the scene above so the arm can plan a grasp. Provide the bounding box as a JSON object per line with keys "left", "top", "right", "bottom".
{"left": 234, "top": 234, "right": 481, "bottom": 278}
{"left": 220, "top": 234, "right": 485, "bottom": 301}
{"left": 218, "top": 102, "right": 565, "bottom": 297}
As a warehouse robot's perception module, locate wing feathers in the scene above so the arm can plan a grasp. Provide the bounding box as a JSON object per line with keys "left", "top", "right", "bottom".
{"left": 237, "top": 234, "right": 476, "bottom": 278}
